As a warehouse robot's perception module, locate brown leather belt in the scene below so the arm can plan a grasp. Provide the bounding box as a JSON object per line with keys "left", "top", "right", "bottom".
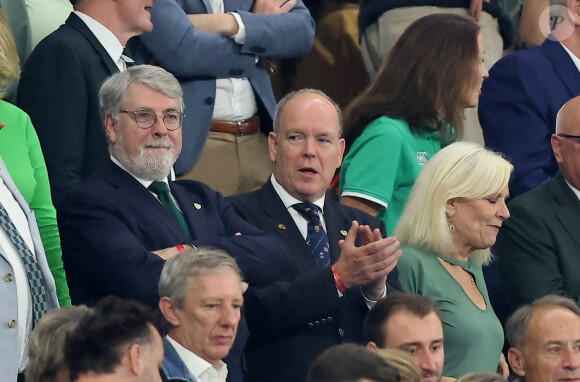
{"left": 210, "top": 116, "right": 260, "bottom": 135}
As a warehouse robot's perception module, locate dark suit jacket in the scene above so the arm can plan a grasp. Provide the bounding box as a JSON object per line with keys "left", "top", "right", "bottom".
{"left": 228, "top": 181, "right": 400, "bottom": 382}
{"left": 479, "top": 39, "right": 580, "bottom": 197}
{"left": 57, "top": 161, "right": 283, "bottom": 382}
{"left": 496, "top": 172, "right": 580, "bottom": 315}
{"left": 17, "top": 13, "right": 118, "bottom": 205}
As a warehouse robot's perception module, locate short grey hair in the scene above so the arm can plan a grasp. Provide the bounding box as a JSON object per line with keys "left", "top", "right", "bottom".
{"left": 159, "top": 247, "right": 243, "bottom": 308}
{"left": 506, "top": 295, "right": 580, "bottom": 351}
{"left": 25, "top": 305, "right": 93, "bottom": 382}
{"left": 273, "top": 88, "right": 343, "bottom": 136}
{"left": 98, "top": 64, "right": 184, "bottom": 122}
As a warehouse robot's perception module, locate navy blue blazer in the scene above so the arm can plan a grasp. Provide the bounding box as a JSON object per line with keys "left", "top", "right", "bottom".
{"left": 479, "top": 38, "right": 580, "bottom": 197}
{"left": 17, "top": 13, "right": 118, "bottom": 205}
{"left": 57, "top": 161, "right": 287, "bottom": 382}
{"left": 228, "top": 181, "right": 401, "bottom": 382}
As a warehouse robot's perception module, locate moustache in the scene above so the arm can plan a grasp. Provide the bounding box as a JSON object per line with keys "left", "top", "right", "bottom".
{"left": 142, "top": 140, "right": 174, "bottom": 149}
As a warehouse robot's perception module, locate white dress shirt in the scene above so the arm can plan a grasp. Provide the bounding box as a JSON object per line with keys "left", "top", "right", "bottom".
{"left": 166, "top": 336, "right": 228, "bottom": 382}
{"left": 208, "top": 0, "right": 257, "bottom": 121}
{"left": 0, "top": 177, "right": 34, "bottom": 371}
{"left": 74, "top": 11, "right": 126, "bottom": 71}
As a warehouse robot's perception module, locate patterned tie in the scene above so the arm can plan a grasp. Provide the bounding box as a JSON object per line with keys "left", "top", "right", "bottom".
{"left": 148, "top": 181, "right": 193, "bottom": 239}
{"left": 293, "top": 203, "right": 330, "bottom": 268}
{"left": 0, "top": 203, "right": 48, "bottom": 325}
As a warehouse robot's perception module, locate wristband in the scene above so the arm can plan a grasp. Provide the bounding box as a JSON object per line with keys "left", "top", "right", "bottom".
{"left": 331, "top": 265, "right": 347, "bottom": 294}
{"left": 176, "top": 244, "right": 187, "bottom": 253}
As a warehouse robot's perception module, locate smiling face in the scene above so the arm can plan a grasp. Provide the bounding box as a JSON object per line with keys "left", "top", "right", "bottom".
{"left": 464, "top": 33, "right": 489, "bottom": 108}
{"left": 269, "top": 93, "right": 345, "bottom": 202}
{"left": 168, "top": 270, "right": 244, "bottom": 367}
{"left": 513, "top": 307, "right": 580, "bottom": 382}
{"left": 446, "top": 186, "right": 510, "bottom": 257}
{"left": 383, "top": 311, "right": 444, "bottom": 382}
{"left": 106, "top": 82, "right": 182, "bottom": 181}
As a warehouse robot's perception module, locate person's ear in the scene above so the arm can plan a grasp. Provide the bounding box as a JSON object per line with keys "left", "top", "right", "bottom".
{"left": 366, "top": 341, "right": 378, "bottom": 350}
{"left": 159, "top": 297, "right": 181, "bottom": 327}
{"left": 552, "top": 134, "right": 564, "bottom": 165}
{"left": 127, "top": 344, "right": 144, "bottom": 376}
{"left": 446, "top": 199, "right": 456, "bottom": 217}
{"left": 104, "top": 115, "right": 117, "bottom": 143}
{"left": 508, "top": 347, "right": 526, "bottom": 377}
{"left": 268, "top": 132, "right": 278, "bottom": 163}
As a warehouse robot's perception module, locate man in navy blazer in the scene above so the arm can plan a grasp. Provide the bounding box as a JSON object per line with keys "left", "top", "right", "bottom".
{"left": 478, "top": 3, "right": 580, "bottom": 198}
{"left": 17, "top": 0, "right": 154, "bottom": 204}
{"left": 57, "top": 66, "right": 280, "bottom": 382}
{"left": 130, "top": 0, "right": 314, "bottom": 196}
{"left": 228, "top": 89, "right": 402, "bottom": 382}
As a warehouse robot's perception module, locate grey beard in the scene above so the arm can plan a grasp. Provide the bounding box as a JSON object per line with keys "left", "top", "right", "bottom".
{"left": 113, "top": 139, "right": 177, "bottom": 181}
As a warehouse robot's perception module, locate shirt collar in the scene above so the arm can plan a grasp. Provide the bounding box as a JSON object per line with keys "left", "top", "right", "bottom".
{"left": 74, "top": 11, "right": 124, "bottom": 65}
{"left": 166, "top": 336, "right": 227, "bottom": 381}
{"left": 565, "top": 178, "right": 580, "bottom": 202}
{"left": 270, "top": 174, "right": 325, "bottom": 212}
{"left": 560, "top": 42, "right": 580, "bottom": 73}
{"left": 110, "top": 155, "right": 174, "bottom": 188}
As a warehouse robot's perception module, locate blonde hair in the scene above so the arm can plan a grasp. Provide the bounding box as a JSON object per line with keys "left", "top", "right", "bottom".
{"left": 395, "top": 142, "right": 513, "bottom": 264}
{"left": 0, "top": 11, "right": 20, "bottom": 98}
{"left": 374, "top": 349, "right": 421, "bottom": 382}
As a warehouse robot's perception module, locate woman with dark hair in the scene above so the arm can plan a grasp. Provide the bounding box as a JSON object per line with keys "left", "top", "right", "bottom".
{"left": 339, "top": 13, "right": 488, "bottom": 234}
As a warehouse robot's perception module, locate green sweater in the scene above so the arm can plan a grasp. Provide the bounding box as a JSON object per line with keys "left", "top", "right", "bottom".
{"left": 0, "top": 100, "right": 70, "bottom": 306}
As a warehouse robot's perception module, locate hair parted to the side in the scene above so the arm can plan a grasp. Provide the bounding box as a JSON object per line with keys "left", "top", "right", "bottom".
{"left": 343, "top": 13, "right": 480, "bottom": 148}
{"left": 364, "top": 292, "right": 441, "bottom": 348}
{"left": 159, "top": 247, "right": 243, "bottom": 309}
{"left": 98, "top": 64, "right": 184, "bottom": 123}
{"left": 506, "top": 294, "right": 580, "bottom": 351}
{"left": 26, "top": 306, "right": 93, "bottom": 382}
{"left": 0, "top": 11, "right": 20, "bottom": 98}
{"left": 395, "top": 142, "right": 513, "bottom": 264}
{"left": 273, "top": 88, "right": 343, "bottom": 135}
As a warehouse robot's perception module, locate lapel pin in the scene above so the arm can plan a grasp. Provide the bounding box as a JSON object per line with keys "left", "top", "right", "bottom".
{"left": 194, "top": 203, "right": 202, "bottom": 210}
{"left": 278, "top": 224, "right": 287, "bottom": 230}
{"left": 340, "top": 230, "right": 347, "bottom": 237}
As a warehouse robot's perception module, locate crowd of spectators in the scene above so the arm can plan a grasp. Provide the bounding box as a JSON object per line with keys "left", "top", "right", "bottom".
{"left": 2, "top": 0, "right": 580, "bottom": 381}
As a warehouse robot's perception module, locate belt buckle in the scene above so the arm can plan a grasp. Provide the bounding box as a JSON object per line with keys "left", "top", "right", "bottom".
{"left": 237, "top": 120, "right": 245, "bottom": 136}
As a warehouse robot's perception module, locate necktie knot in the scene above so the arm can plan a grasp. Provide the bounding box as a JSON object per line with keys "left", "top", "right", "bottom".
{"left": 293, "top": 202, "right": 321, "bottom": 222}
{"left": 148, "top": 181, "right": 170, "bottom": 196}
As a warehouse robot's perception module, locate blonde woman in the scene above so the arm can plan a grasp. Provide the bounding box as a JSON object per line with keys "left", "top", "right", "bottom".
{"left": 396, "top": 142, "right": 512, "bottom": 378}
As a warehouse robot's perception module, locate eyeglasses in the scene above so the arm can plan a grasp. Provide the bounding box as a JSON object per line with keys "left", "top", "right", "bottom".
{"left": 557, "top": 133, "right": 580, "bottom": 144}
{"left": 120, "top": 109, "right": 184, "bottom": 131}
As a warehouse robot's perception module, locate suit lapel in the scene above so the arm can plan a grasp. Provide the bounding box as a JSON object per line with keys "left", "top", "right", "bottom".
{"left": 66, "top": 13, "right": 119, "bottom": 74}
{"left": 259, "top": 182, "right": 315, "bottom": 272}
{"left": 542, "top": 39, "right": 580, "bottom": 96}
{"left": 104, "top": 162, "right": 188, "bottom": 241}
{"left": 549, "top": 172, "right": 580, "bottom": 249}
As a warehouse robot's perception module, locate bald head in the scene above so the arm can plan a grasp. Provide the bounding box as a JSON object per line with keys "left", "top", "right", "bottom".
{"left": 552, "top": 96, "right": 580, "bottom": 189}
{"left": 556, "top": 96, "right": 580, "bottom": 135}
